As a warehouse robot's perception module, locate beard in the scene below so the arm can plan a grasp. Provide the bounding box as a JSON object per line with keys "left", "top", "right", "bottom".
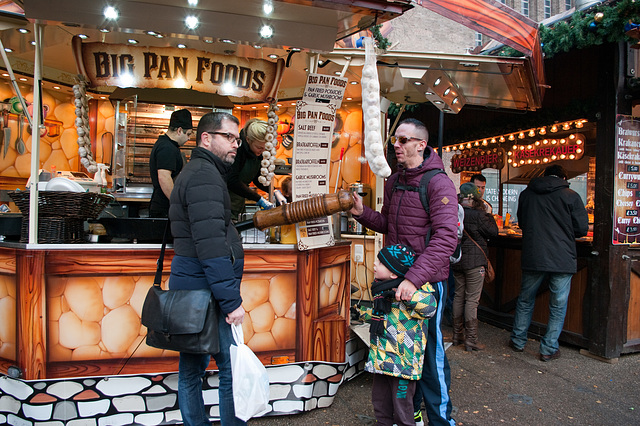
{"left": 210, "top": 144, "right": 236, "bottom": 165}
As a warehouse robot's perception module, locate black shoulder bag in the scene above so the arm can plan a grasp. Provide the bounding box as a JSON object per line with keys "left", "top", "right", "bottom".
{"left": 141, "top": 221, "right": 220, "bottom": 354}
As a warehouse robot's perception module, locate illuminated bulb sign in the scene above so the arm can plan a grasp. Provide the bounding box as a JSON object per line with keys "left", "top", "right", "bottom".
{"left": 451, "top": 147, "right": 506, "bottom": 173}
{"left": 507, "top": 133, "right": 585, "bottom": 167}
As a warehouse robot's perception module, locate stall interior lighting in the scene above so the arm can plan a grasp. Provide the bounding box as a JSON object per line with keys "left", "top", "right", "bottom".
{"left": 104, "top": 6, "right": 118, "bottom": 20}
{"left": 188, "top": 0, "right": 198, "bottom": 5}
{"left": 263, "top": 1, "right": 274, "bottom": 15}
{"left": 185, "top": 16, "right": 199, "bottom": 30}
{"left": 260, "top": 25, "right": 274, "bottom": 39}
{"left": 78, "top": 34, "right": 89, "bottom": 39}
{"left": 177, "top": 43, "right": 187, "bottom": 49}
{"left": 507, "top": 133, "right": 585, "bottom": 167}
{"left": 17, "top": 28, "right": 29, "bottom": 34}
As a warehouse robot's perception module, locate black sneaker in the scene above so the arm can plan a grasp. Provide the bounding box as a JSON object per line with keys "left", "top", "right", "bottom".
{"left": 539, "top": 349, "right": 561, "bottom": 362}
{"left": 508, "top": 340, "right": 524, "bottom": 352}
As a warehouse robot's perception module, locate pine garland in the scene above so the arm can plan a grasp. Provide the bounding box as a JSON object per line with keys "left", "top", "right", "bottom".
{"left": 371, "top": 24, "right": 391, "bottom": 51}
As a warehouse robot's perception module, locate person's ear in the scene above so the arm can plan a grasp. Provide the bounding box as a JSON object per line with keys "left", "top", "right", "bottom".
{"left": 390, "top": 272, "right": 398, "bottom": 279}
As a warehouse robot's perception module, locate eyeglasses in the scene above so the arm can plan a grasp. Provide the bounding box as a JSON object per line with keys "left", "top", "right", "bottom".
{"left": 207, "top": 131, "right": 242, "bottom": 147}
{"left": 391, "top": 136, "right": 423, "bottom": 145}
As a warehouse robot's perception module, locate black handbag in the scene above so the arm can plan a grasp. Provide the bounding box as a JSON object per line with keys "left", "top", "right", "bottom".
{"left": 141, "top": 221, "right": 220, "bottom": 354}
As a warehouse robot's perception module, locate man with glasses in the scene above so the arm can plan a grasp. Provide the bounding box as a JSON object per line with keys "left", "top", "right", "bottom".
{"left": 149, "top": 108, "right": 193, "bottom": 217}
{"left": 350, "top": 118, "right": 458, "bottom": 426}
{"left": 169, "top": 112, "right": 247, "bottom": 426}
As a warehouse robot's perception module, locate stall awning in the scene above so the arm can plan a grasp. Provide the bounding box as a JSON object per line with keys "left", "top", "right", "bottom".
{"left": 322, "top": 49, "right": 543, "bottom": 112}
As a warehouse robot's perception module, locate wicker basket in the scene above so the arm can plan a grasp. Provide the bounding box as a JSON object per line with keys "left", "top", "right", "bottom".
{"left": 8, "top": 191, "right": 113, "bottom": 243}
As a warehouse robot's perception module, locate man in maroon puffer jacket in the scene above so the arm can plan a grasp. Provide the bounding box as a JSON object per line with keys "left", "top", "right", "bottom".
{"left": 351, "top": 118, "right": 458, "bottom": 426}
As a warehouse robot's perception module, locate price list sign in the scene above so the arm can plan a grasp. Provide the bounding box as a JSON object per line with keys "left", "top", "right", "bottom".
{"left": 613, "top": 115, "right": 640, "bottom": 244}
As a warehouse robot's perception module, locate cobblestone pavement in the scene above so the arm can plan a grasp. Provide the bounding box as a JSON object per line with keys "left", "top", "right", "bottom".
{"left": 251, "top": 322, "right": 640, "bottom": 425}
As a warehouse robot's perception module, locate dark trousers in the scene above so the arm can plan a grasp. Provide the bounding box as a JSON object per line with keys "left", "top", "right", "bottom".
{"left": 372, "top": 374, "right": 416, "bottom": 426}
{"left": 413, "top": 280, "right": 455, "bottom": 425}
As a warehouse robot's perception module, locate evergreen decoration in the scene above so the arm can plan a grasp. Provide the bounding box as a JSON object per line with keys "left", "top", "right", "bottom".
{"left": 494, "top": 0, "right": 640, "bottom": 58}
{"left": 371, "top": 24, "right": 391, "bottom": 51}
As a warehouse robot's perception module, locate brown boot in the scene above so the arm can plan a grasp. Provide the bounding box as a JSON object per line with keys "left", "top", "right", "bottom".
{"left": 464, "top": 318, "right": 486, "bottom": 351}
{"left": 452, "top": 316, "right": 465, "bottom": 346}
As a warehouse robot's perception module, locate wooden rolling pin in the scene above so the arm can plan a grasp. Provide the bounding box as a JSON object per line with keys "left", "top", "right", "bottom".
{"left": 252, "top": 189, "right": 354, "bottom": 230}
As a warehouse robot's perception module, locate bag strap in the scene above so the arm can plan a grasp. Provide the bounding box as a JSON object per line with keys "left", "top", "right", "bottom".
{"left": 153, "top": 220, "right": 171, "bottom": 286}
{"left": 463, "top": 228, "right": 489, "bottom": 263}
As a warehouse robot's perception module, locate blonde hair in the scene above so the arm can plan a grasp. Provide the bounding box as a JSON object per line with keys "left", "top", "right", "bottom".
{"left": 243, "top": 119, "right": 268, "bottom": 145}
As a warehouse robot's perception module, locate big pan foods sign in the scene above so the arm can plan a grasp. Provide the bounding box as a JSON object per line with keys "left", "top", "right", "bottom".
{"left": 72, "top": 37, "right": 285, "bottom": 102}
{"left": 450, "top": 147, "right": 505, "bottom": 173}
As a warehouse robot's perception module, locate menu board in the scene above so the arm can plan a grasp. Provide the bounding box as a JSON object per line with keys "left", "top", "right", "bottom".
{"left": 613, "top": 115, "right": 640, "bottom": 244}
{"left": 291, "top": 74, "right": 347, "bottom": 250}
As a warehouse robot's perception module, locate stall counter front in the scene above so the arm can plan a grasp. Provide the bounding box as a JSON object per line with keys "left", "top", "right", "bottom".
{"left": 0, "top": 241, "right": 352, "bottom": 380}
{"left": 479, "top": 232, "right": 594, "bottom": 348}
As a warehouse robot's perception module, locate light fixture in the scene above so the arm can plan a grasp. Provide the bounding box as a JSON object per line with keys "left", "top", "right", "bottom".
{"left": 78, "top": 34, "right": 89, "bottom": 39}
{"left": 443, "top": 87, "right": 451, "bottom": 96}
{"left": 425, "top": 91, "right": 434, "bottom": 96}
{"left": 100, "top": 96, "right": 107, "bottom": 99}
{"left": 155, "top": 33, "right": 164, "bottom": 38}
{"left": 53, "top": 86, "right": 60, "bottom": 90}
{"left": 263, "top": 1, "right": 273, "bottom": 15}
{"left": 253, "top": 44, "right": 262, "bottom": 49}
{"left": 346, "top": 97, "right": 352, "bottom": 101}
{"left": 518, "top": 132, "right": 525, "bottom": 139}
{"left": 539, "top": 127, "right": 546, "bottom": 135}
{"left": 434, "top": 100, "right": 443, "bottom": 105}
{"left": 252, "top": 106, "right": 257, "bottom": 109}
{"left": 290, "top": 102, "right": 295, "bottom": 105}
{"left": 268, "top": 54, "right": 278, "bottom": 59}
{"left": 177, "top": 43, "right": 187, "bottom": 49}
{"left": 452, "top": 97, "right": 459, "bottom": 104}
{"left": 203, "top": 38, "right": 214, "bottom": 44}
{"left": 550, "top": 124, "right": 558, "bottom": 132}
{"left": 128, "top": 39, "right": 139, "bottom": 44}
{"left": 17, "top": 28, "right": 30, "bottom": 34}
{"left": 334, "top": 71, "right": 341, "bottom": 75}
{"left": 499, "top": 136, "right": 505, "bottom": 142}
{"left": 188, "top": 0, "right": 198, "bottom": 5}
{"left": 575, "top": 120, "right": 584, "bottom": 128}
{"left": 30, "top": 41, "right": 36, "bottom": 46}
{"left": 100, "top": 28, "right": 110, "bottom": 33}
{"left": 185, "top": 16, "right": 199, "bottom": 30}
{"left": 260, "top": 25, "right": 273, "bottom": 39}
{"left": 562, "top": 123, "right": 571, "bottom": 130}
{"left": 147, "top": 30, "right": 157, "bottom": 36}
{"left": 491, "top": 138, "right": 496, "bottom": 144}
{"left": 4, "top": 48, "right": 13, "bottom": 53}
{"left": 19, "top": 77, "right": 27, "bottom": 81}
{"left": 528, "top": 129, "right": 535, "bottom": 137}
{"left": 235, "top": 106, "right": 241, "bottom": 109}
{"left": 104, "top": 6, "right": 119, "bottom": 20}
{"left": 508, "top": 134, "right": 515, "bottom": 141}
{"left": 350, "top": 81, "right": 358, "bottom": 85}
{"left": 119, "top": 73, "right": 134, "bottom": 87}
{"left": 433, "top": 77, "right": 441, "bottom": 86}
{"left": 414, "top": 81, "right": 423, "bottom": 86}
{"left": 222, "top": 39, "right": 235, "bottom": 44}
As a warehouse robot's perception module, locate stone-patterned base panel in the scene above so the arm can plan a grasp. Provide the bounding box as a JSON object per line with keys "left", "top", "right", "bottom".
{"left": 0, "top": 338, "right": 367, "bottom": 425}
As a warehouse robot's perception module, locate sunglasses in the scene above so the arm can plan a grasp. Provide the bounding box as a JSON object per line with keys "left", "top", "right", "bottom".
{"left": 391, "top": 136, "right": 423, "bottom": 145}
{"left": 207, "top": 131, "right": 242, "bottom": 147}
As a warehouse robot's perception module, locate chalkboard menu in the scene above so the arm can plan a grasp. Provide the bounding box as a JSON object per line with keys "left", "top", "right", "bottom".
{"left": 613, "top": 115, "right": 640, "bottom": 244}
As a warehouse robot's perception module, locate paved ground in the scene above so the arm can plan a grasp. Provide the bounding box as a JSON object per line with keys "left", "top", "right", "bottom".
{"left": 251, "top": 322, "right": 640, "bottom": 425}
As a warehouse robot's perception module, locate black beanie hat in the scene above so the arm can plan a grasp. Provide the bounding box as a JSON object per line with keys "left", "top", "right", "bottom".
{"left": 377, "top": 244, "right": 416, "bottom": 277}
{"left": 169, "top": 109, "right": 193, "bottom": 130}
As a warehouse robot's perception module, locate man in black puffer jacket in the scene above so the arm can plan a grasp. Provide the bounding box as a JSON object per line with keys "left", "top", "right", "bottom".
{"left": 169, "top": 112, "right": 247, "bottom": 426}
{"left": 509, "top": 164, "right": 588, "bottom": 363}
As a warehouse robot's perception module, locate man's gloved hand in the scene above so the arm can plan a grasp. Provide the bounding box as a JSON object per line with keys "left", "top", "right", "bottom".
{"left": 257, "top": 197, "right": 274, "bottom": 210}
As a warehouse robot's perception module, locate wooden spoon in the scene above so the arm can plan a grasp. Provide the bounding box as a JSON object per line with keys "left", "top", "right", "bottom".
{"left": 16, "top": 114, "right": 26, "bottom": 155}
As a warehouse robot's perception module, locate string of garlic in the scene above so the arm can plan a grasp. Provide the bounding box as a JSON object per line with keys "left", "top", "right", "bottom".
{"left": 361, "top": 37, "right": 391, "bottom": 178}
{"left": 73, "top": 80, "right": 98, "bottom": 174}
{"left": 259, "top": 102, "right": 279, "bottom": 186}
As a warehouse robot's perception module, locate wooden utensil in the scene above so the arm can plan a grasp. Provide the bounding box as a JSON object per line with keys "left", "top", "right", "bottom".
{"left": 16, "top": 113, "right": 26, "bottom": 155}
{"left": 0, "top": 111, "right": 4, "bottom": 156}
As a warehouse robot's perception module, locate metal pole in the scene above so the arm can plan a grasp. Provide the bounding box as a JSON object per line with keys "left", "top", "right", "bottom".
{"left": 438, "top": 110, "right": 444, "bottom": 157}
{"left": 28, "top": 21, "right": 45, "bottom": 244}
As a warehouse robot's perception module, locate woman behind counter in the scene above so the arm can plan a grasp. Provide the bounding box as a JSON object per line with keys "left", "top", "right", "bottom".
{"left": 451, "top": 182, "right": 498, "bottom": 352}
{"left": 228, "top": 118, "right": 274, "bottom": 219}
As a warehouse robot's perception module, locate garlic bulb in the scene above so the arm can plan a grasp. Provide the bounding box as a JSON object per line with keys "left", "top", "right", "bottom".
{"left": 361, "top": 37, "right": 391, "bottom": 178}
{"left": 260, "top": 103, "right": 279, "bottom": 186}
{"left": 74, "top": 80, "right": 97, "bottom": 173}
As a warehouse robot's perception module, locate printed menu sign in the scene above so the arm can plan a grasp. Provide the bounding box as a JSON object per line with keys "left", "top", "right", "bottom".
{"left": 613, "top": 115, "right": 640, "bottom": 244}
{"left": 291, "top": 74, "right": 347, "bottom": 250}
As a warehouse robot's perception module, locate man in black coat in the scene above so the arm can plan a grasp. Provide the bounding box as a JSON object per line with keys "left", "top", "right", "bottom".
{"left": 509, "top": 164, "right": 589, "bottom": 362}
{"left": 168, "top": 112, "right": 247, "bottom": 425}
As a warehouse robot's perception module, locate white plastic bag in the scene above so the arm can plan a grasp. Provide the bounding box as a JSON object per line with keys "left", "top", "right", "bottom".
{"left": 230, "top": 323, "right": 270, "bottom": 421}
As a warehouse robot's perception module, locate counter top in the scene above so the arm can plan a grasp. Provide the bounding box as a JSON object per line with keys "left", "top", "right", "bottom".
{"left": 0, "top": 241, "right": 353, "bottom": 250}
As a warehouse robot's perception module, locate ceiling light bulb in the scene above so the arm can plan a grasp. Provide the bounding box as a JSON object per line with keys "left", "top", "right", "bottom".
{"left": 452, "top": 97, "right": 458, "bottom": 104}
{"left": 188, "top": 0, "right": 198, "bottom": 5}
{"left": 128, "top": 39, "right": 138, "bottom": 44}
{"left": 414, "top": 81, "right": 423, "bottom": 86}
{"left": 78, "top": 34, "right": 89, "bottom": 39}
{"left": 528, "top": 129, "right": 535, "bottom": 137}
{"left": 268, "top": 54, "right": 278, "bottom": 59}
{"left": 263, "top": 1, "right": 273, "bottom": 15}
{"left": 17, "top": 28, "right": 29, "bottom": 34}
{"left": 260, "top": 25, "right": 273, "bottom": 39}
{"left": 425, "top": 91, "right": 434, "bottom": 96}
{"left": 177, "top": 44, "right": 187, "bottom": 49}
{"left": 563, "top": 123, "right": 571, "bottom": 130}
{"left": 104, "top": 6, "right": 118, "bottom": 20}
{"left": 53, "top": 86, "right": 60, "bottom": 90}
{"left": 185, "top": 16, "right": 199, "bottom": 30}
{"left": 100, "top": 28, "right": 110, "bottom": 33}
{"left": 350, "top": 81, "right": 358, "bottom": 85}
{"left": 4, "top": 48, "right": 13, "bottom": 53}
{"left": 443, "top": 87, "right": 451, "bottom": 96}
{"left": 433, "top": 78, "right": 441, "bottom": 86}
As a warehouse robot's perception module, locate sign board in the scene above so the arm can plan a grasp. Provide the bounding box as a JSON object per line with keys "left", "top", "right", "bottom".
{"left": 613, "top": 115, "right": 640, "bottom": 244}
{"left": 450, "top": 147, "right": 505, "bottom": 173}
{"left": 291, "top": 73, "right": 347, "bottom": 250}
{"left": 72, "top": 37, "right": 285, "bottom": 102}
{"left": 507, "top": 134, "right": 585, "bottom": 168}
